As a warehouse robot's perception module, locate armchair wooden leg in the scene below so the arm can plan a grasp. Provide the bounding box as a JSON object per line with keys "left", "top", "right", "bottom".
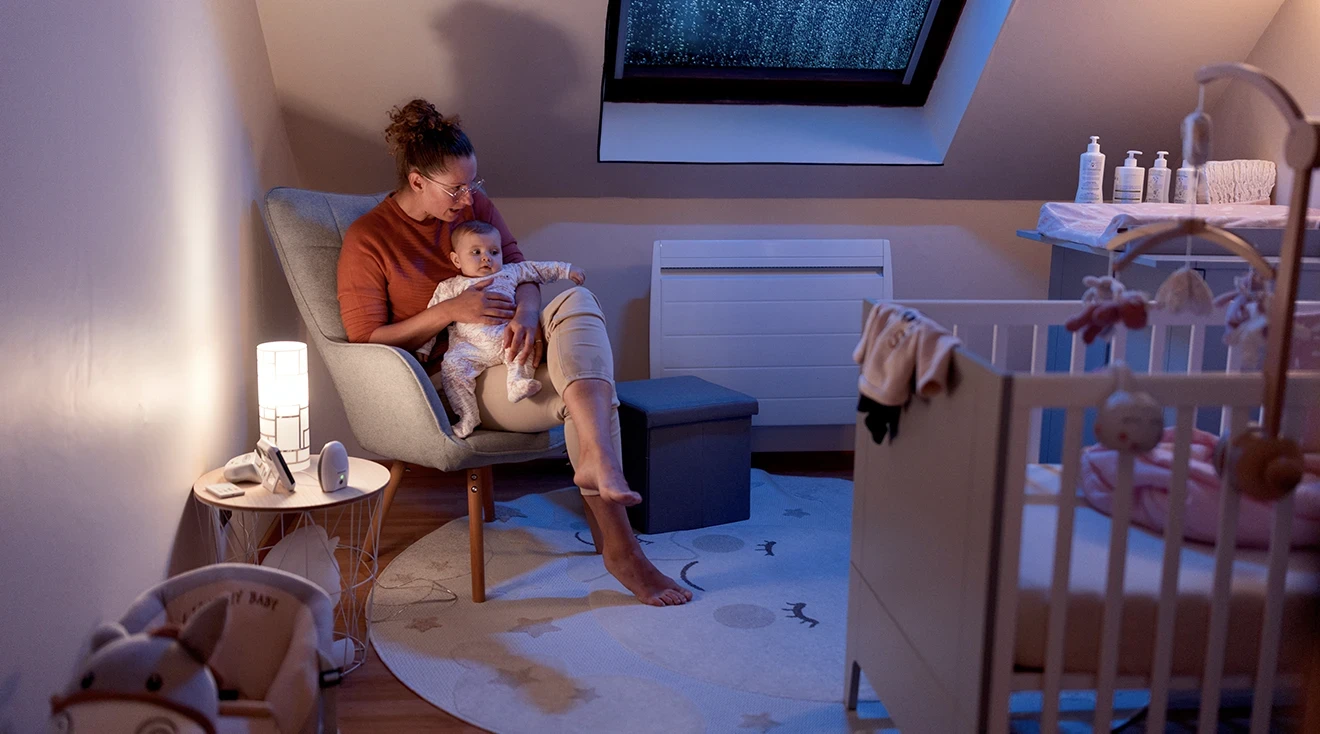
{"left": 481, "top": 466, "right": 496, "bottom": 522}
{"left": 468, "top": 467, "right": 494, "bottom": 603}
{"left": 363, "top": 461, "right": 406, "bottom": 563}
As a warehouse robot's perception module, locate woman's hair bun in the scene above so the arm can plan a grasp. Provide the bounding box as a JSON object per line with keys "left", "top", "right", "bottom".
{"left": 384, "top": 98, "right": 475, "bottom": 186}
{"left": 385, "top": 100, "right": 463, "bottom": 156}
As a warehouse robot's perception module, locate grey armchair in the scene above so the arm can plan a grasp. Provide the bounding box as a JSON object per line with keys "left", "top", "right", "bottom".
{"left": 261, "top": 187, "right": 567, "bottom": 602}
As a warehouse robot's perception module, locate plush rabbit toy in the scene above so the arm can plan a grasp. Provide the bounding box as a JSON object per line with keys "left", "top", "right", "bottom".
{"left": 50, "top": 596, "right": 229, "bottom": 734}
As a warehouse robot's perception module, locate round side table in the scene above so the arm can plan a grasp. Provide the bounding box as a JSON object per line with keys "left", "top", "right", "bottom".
{"left": 192, "top": 455, "right": 390, "bottom": 674}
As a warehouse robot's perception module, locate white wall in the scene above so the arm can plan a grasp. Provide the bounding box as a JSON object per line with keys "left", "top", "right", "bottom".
{"left": 493, "top": 198, "right": 1050, "bottom": 381}
{"left": 1210, "top": 0, "right": 1320, "bottom": 207}
{"left": 0, "top": 1, "right": 300, "bottom": 730}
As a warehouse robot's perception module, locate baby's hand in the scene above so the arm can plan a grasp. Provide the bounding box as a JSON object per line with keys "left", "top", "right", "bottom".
{"left": 568, "top": 266, "right": 586, "bottom": 285}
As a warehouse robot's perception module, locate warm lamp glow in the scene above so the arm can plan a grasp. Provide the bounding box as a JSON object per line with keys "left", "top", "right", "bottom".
{"left": 257, "top": 341, "right": 309, "bottom": 470}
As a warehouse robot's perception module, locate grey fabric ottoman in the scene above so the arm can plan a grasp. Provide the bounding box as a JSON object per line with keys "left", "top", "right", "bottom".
{"left": 615, "top": 376, "right": 759, "bottom": 534}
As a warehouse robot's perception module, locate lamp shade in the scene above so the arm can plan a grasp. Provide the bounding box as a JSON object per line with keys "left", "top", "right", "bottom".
{"left": 257, "top": 341, "right": 310, "bottom": 470}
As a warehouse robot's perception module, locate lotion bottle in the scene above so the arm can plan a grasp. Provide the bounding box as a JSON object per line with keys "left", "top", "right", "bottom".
{"left": 1173, "top": 159, "right": 1197, "bottom": 204}
{"left": 1146, "top": 151, "right": 1172, "bottom": 203}
{"left": 1075, "top": 136, "right": 1105, "bottom": 203}
{"left": 1113, "top": 150, "right": 1145, "bottom": 204}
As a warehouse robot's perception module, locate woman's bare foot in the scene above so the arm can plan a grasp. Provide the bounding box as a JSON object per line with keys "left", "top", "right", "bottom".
{"left": 574, "top": 450, "right": 642, "bottom": 506}
{"left": 604, "top": 548, "right": 693, "bottom": 606}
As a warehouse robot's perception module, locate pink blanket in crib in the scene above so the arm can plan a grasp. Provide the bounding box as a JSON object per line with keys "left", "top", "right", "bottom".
{"left": 1080, "top": 428, "right": 1320, "bottom": 548}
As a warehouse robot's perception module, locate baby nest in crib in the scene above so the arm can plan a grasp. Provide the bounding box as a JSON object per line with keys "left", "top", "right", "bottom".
{"left": 1079, "top": 428, "right": 1320, "bottom": 549}
{"left": 1017, "top": 465, "right": 1320, "bottom": 677}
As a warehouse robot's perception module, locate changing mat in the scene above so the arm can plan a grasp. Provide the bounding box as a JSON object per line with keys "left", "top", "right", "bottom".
{"left": 1036, "top": 202, "right": 1320, "bottom": 248}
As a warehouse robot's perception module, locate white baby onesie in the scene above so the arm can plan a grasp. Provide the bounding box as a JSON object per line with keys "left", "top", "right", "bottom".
{"left": 418, "top": 261, "right": 576, "bottom": 438}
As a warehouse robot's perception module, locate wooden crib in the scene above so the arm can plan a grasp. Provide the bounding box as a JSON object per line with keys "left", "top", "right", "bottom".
{"left": 845, "top": 299, "right": 1320, "bottom": 733}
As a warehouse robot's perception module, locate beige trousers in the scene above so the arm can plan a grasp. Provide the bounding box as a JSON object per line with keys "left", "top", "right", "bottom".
{"left": 430, "top": 286, "right": 620, "bottom": 495}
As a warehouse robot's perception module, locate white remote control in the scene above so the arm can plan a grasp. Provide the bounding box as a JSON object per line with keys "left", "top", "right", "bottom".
{"left": 205, "top": 482, "right": 246, "bottom": 499}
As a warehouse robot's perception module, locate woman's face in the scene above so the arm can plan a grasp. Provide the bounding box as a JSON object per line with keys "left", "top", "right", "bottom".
{"left": 411, "top": 154, "right": 479, "bottom": 222}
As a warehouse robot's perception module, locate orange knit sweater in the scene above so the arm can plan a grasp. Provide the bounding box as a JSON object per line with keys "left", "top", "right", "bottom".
{"left": 336, "top": 191, "right": 525, "bottom": 368}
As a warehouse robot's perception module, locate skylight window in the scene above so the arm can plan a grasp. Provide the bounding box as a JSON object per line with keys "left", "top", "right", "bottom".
{"left": 603, "top": 0, "right": 967, "bottom": 106}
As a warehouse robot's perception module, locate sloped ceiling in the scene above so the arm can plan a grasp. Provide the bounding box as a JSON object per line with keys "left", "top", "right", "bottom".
{"left": 256, "top": 0, "right": 1285, "bottom": 199}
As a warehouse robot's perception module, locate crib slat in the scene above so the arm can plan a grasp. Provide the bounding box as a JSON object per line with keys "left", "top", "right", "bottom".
{"left": 1149, "top": 324, "right": 1168, "bottom": 373}
{"left": 1188, "top": 324, "right": 1207, "bottom": 374}
{"left": 986, "top": 408, "right": 1034, "bottom": 734}
{"left": 1039, "top": 407, "right": 1085, "bottom": 732}
{"left": 1027, "top": 326, "right": 1049, "bottom": 462}
{"left": 1093, "top": 450, "right": 1137, "bottom": 731}
{"left": 1221, "top": 347, "right": 1244, "bottom": 433}
{"left": 1198, "top": 409, "right": 1247, "bottom": 734}
{"left": 1111, "top": 327, "right": 1128, "bottom": 365}
{"left": 991, "top": 324, "right": 1008, "bottom": 370}
{"left": 1147, "top": 407, "right": 1196, "bottom": 733}
{"left": 1070, "top": 331, "right": 1086, "bottom": 374}
{"left": 1250, "top": 492, "right": 1296, "bottom": 733}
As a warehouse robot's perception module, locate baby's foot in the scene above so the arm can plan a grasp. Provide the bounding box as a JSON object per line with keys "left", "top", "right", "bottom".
{"left": 453, "top": 419, "right": 479, "bottom": 438}
{"left": 508, "top": 378, "right": 542, "bottom": 403}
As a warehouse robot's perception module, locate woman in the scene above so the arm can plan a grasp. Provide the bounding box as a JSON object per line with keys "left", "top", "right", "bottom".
{"left": 337, "top": 99, "right": 691, "bottom": 606}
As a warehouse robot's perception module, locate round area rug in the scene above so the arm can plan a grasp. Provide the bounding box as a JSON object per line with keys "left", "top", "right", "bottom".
{"left": 368, "top": 469, "right": 887, "bottom": 734}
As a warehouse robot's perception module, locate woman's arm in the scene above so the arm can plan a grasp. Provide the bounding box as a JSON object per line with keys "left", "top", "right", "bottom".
{"left": 370, "top": 281, "right": 515, "bottom": 352}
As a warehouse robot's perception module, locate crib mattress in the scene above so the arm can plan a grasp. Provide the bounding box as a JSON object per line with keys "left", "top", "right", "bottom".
{"left": 1015, "top": 465, "right": 1320, "bottom": 677}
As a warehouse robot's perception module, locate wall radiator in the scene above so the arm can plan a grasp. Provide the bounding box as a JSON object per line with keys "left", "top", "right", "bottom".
{"left": 649, "top": 239, "right": 892, "bottom": 427}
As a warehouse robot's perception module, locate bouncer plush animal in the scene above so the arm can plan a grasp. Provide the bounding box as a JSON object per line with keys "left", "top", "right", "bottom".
{"left": 50, "top": 596, "right": 229, "bottom": 734}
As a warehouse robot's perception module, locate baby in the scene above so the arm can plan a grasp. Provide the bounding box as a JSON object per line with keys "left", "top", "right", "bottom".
{"left": 418, "top": 220, "right": 584, "bottom": 438}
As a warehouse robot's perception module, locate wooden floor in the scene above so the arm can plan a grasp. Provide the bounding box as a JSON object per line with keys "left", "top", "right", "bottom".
{"left": 336, "top": 453, "right": 853, "bottom": 734}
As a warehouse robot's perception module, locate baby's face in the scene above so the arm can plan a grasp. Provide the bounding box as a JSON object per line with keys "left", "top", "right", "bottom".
{"left": 450, "top": 232, "right": 503, "bottom": 277}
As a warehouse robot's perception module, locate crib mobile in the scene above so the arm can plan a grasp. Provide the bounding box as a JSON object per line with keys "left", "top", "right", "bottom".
{"left": 1069, "top": 62, "right": 1320, "bottom": 503}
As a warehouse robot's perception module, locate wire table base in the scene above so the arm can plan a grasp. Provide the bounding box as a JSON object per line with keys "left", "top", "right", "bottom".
{"left": 194, "top": 493, "right": 383, "bottom": 674}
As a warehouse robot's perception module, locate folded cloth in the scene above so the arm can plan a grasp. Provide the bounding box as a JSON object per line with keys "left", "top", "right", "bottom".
{"left": 853, "top": 303, "right": 960, "bottom": 406}
{"left": 1036, "top": 202, "right": 1320, "bottom": 248}
{"left": 1080, "top": 427, "right": 1320, "bottom": 548}
{"left": 1201, "top": 159, "right": 1276, "bottom": 205}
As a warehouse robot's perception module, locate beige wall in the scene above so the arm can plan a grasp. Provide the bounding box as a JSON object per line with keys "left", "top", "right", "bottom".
{"left": 0, "top": 1, "right": 299, "bottom": 730}
{"left": 1210, "top": 0, "right": 1320, "bottom": 207}
{"left": 255, "top": 0, "right": 1281, "bottom": 199}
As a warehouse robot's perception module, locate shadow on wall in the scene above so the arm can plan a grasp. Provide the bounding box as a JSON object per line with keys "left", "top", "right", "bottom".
{"left": 282, "top": 103, "right": 394, "bottom": 194}
{"left": 430, "top": 1, "right": 596, "bottom": 196}
{"left": 283, "top": 1, "right": 592, "bottom": 196}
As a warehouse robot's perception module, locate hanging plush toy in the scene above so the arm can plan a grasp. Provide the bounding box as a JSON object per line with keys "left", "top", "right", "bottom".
{"left": 1215, "top": 269, "right": 1273, "bottom": 366}
{"left": 1093, "top": 362, "right": 1164, "bottom": 453}
{"left": 1065, "top": 275, "right": 1149, "bottom": 344}
{"left": 1155, "top": 267, "right": 1215, "bottom": 314}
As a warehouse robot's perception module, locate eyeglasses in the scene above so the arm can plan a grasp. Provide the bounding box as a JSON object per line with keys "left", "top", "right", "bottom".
{"left": 422, "top": 173, "right": 485, "bottom": 200}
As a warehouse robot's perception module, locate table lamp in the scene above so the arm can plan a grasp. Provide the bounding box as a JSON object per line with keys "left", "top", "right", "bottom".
{"left": 257, "top": 341, "right": 310, "bottom": 471}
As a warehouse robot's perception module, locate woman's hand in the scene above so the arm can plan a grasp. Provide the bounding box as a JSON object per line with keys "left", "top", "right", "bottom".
{"left": 569, "top": 266, "right": 586, "bottom": 285}
{"left": 447, "top": 279, "right": 515, "bottom": 325}
{"left": 504, "top": 307, "right": 544, "bottom": 367}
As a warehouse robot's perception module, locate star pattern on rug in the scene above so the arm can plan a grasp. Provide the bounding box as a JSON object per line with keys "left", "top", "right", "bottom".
{"left": 739, "top": 712, "right": 782, "bottom": 732}
{"left": 569, "top": 685, "right": 600, "bottom": 704}
{"left": 386, "top": 571, "right": 418, "bottom": 585}
{"left": 492, "top": 667, "right": 537, "bottom": 689}
{"left": 510, "top": 617, "right": 563, "bottom": 638}
{"left": 783, "top": 508, "right": 810, "bottom": 518}
{"left": 494, "top": 505, "right": 528, "bottom": 523}
{"left": 405, "top": 616, "right": 441, "bottom": 633}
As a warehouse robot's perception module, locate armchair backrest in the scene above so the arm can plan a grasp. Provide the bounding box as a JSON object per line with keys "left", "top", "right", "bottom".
{"left": 260, "top": 188, "right": 385, "bottom": 346}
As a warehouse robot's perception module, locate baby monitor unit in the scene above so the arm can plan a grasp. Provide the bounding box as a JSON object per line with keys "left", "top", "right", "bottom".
{"left": 223, "top": 439, "right": 297, "bottom": 493}
{"left": 223, "top": 452, "right": 264, "bottom": 484}
{"left": 257, "top": 438, "right": 298, "bottom": 493}
{"left": 318, "top": 441, "right": 350, "bottom": 493}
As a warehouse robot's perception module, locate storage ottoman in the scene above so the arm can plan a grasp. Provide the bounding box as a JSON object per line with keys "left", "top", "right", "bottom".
{"left": 615, "top": 376, "right": 759, "bottom": 534}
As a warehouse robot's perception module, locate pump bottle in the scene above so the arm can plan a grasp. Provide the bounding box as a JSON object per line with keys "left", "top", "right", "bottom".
{"left": 1146, "top": 151, "right": 1172, "bottom": 203}
{"left": 1113, "top": 150, "right": 1145, "bottom": 204}
{"left": 1173, "top": 159, "right": 1197, "bottom": 204}
{"left": 1075, "top": 136, "right": 1105, "bottom": 204}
